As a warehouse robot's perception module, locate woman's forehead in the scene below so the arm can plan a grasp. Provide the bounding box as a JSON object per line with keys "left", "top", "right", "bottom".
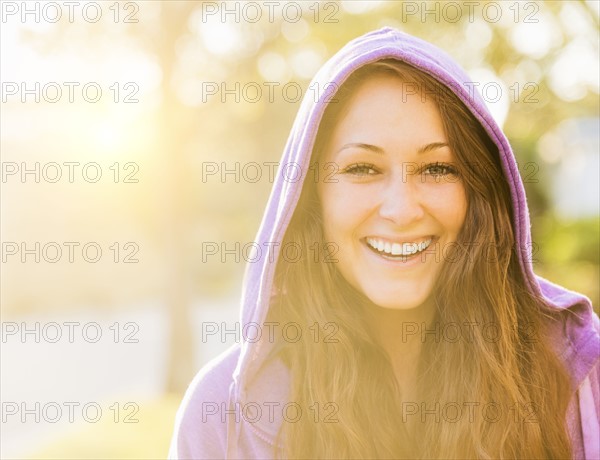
{"left": 325, "top": 76, "right": 447, "bottom": 154}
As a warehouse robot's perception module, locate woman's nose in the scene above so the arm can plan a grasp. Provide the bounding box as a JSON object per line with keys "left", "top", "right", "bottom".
{"left": 378, "top": 170, "right": 425, "bottom": 225}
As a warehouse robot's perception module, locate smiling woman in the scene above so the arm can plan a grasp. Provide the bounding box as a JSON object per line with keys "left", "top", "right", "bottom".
{"left": 317, "top": 67, "right": 467, "bottom": 313}
{"left": 169, "top": 28, "right": 600, "bottom": 460}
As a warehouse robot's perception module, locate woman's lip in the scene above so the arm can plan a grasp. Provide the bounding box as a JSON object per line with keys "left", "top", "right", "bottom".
{"left": 361, "top": 236, "right": 439, "bottom": 264}
{"left": 361, "top": 235, "right": 435, "bottom": 245}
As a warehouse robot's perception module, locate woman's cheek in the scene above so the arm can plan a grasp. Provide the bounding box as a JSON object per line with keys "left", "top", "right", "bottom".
{"left": 432, "top": 184, "right": 467, "bottom": 232}
{"left": 322, "top": 184, "right": 368, "bottom": 240}
{"left": 423, "top": 181, "right": 466, "bottom": 209}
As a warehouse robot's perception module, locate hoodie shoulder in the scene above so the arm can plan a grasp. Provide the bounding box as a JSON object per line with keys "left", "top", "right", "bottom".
{"left": 535, "top": 275, "right": 600, "bottom": 380}
{"left": 168, "top": 344, "right": 241, "bottom": 460}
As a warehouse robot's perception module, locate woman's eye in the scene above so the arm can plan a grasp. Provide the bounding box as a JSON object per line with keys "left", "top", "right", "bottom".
{"left": 423, "top": 162, "right": 458, "bottom": 178}
{"left": 342, "top": 163, "right": 378, "bottom": 176}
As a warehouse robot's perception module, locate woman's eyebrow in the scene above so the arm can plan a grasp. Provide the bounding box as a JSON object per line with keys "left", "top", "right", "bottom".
{"left": 417, "top": 142, "right": 450, "bottom": 155}
{"left": 336, "top": 143, "right": 384, "bottom": 154}
{"left": 335, "top": 142, "right": 449, "bottom": 155}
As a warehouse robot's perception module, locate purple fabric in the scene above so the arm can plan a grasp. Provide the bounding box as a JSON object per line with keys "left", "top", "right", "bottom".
{"left": 169, "top": 27, "right": 600, "bottom": 459}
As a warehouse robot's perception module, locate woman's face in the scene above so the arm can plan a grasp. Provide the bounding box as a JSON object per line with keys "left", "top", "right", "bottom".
{"left": 318, "top": 75, "right": 467, "bottom": 310}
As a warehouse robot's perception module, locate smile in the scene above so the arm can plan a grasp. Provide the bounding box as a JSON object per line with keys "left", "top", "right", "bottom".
{"left": 364, "top": 236, "right": 433, "bottom": 258}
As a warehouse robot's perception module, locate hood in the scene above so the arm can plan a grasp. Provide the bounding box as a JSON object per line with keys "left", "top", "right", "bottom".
{"left": 227, "top": 26, "right": 600, "bottom": 451}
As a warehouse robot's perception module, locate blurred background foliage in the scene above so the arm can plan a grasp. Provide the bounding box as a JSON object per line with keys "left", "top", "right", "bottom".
{"left": 2, "top": 1, "right": 598, "bottom": 458}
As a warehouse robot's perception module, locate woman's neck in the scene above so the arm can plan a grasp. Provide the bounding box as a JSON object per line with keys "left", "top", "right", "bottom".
{"left": 365, "top": 299, "right": 437, "bottom": 400}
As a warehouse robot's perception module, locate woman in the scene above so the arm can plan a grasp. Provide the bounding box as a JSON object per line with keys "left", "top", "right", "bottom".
{"left": 169, "top": 28, "right": 600, "bottom": 459}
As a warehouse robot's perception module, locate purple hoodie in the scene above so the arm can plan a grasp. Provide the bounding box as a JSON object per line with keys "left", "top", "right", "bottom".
{"left": 169, "top": 27, "right": 600, "bottom": 459}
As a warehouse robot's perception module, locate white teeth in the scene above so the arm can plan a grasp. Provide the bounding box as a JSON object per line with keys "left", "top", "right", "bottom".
{"left": 366, "top": 237, "right": 433, "bottom": 257}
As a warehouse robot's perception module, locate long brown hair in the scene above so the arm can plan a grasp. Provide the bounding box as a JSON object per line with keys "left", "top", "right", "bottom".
{"left": 266, "top": 60, "right": 572, "bottom": 459}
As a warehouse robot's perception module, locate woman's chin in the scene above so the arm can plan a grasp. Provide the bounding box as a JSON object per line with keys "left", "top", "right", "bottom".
{"left": 368, "top": 294, "right": 431, "bottom": 311}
